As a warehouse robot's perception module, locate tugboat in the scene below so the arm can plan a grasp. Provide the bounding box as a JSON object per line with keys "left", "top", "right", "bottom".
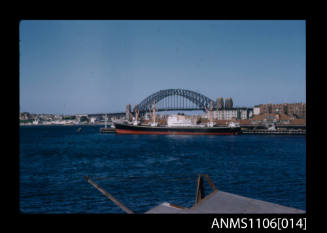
{"left": 100, "top": 114, "right": 116, "bottom": 133}
{"left": 114, "top": 102, "right": 241, "bottom": 135}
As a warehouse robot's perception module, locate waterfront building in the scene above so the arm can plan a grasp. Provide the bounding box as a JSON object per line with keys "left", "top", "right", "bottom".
{"left": 258, "top": 103, "right": 306, "bottom": 119}
{"left": 214, "top": 109, "right": 237, "bottom": 120}
{"left": 253, "top": 105, "right": 260, "bottom": 115}
{"left": 76, "top": 114, "right": 88, "bottom": 123}
{"left": 210, "top": 108, "right": 253, "bottom": 120}
{"left": 20, "top": 112, "right": 31, "bottom": 120}
{"left": 54, "top": 114, "right": 63, "bottom": 120}
{"left": 250, "top": 112, "right": 305, "bottom": 126}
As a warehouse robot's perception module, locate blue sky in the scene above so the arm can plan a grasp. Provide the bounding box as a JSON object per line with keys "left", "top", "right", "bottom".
{"left": 20, "top": 20, "right": 305, "bottom": 114}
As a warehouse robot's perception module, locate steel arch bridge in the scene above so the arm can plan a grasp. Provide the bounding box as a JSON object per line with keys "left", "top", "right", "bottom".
{"left": 134, "top": 89, "right": 215, "bottom": 113}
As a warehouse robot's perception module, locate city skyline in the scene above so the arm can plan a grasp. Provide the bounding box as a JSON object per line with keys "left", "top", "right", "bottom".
{"left": 20, "top": 20, "right": 306, "bottom": 114}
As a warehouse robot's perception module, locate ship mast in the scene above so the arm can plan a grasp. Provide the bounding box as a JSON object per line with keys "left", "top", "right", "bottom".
{"left": 205, "top": 101, "right": 214, "bottom": 127}
{"left": 135, "top": 109, "right": 139, "bottom": 122}
{"left": 150, "top": 101, "right": 158, "bottom": 127}
{"left": 152, "top": 101, "right": 156, "bottom": 124}
{"left": 209, "top": 101, "right": 213, "bottom": 124}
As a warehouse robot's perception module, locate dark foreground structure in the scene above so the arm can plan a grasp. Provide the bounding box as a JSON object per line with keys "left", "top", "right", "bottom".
{"left": 146, "top": 190, "right": 304, "bottom": 213}
{"left": 85, "top": 174, "right": 304, "bottom": 214}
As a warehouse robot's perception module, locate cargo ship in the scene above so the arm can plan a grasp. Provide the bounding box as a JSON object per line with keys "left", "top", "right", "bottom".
{"left": 114, "top": 114, "right": 241, "bottom": 135}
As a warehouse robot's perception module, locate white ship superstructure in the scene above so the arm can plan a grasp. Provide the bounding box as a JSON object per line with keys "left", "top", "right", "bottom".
{"left": 167, "top": 115, "right": 194, "bottom": 127}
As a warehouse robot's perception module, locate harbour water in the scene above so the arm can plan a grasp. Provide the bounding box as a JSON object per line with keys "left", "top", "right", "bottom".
{"left": 19, "top": 125, "right": 306, "bottom": 213}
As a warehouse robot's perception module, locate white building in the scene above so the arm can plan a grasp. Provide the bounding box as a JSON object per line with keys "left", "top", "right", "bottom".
{"left": 215, "top": 110, "right": 237, "bottom": 120}
{"left": 210, "top": 108, "right": 253, "bottom": 120}
{"left": 253, "top": 106, "right": 260, "bottom": 115}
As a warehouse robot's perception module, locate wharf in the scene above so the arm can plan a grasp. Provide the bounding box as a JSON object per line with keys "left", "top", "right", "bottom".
{"left": 241, "top": 129, "right": 306, "bottom": 135}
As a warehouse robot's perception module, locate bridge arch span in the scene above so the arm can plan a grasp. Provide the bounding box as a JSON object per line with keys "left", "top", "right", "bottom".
{"left": 134, "top": 89, "right": 215, "bottom": 113}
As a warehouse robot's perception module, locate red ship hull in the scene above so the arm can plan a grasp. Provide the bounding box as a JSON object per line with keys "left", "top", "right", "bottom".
{"left": 114, "top": 123, "right": 241, "bottom": 135}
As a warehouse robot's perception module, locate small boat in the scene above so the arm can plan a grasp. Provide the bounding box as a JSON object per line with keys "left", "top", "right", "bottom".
{"left": 100, "top": 126, "right": 116, "bottom": 133}
{"left": 100, "top": 114, "right": 116, "bottom": 133}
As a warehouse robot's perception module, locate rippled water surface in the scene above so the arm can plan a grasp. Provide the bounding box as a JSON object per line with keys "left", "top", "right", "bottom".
{"left": 20, "top": 125, "right": 306, "bottom": 213}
